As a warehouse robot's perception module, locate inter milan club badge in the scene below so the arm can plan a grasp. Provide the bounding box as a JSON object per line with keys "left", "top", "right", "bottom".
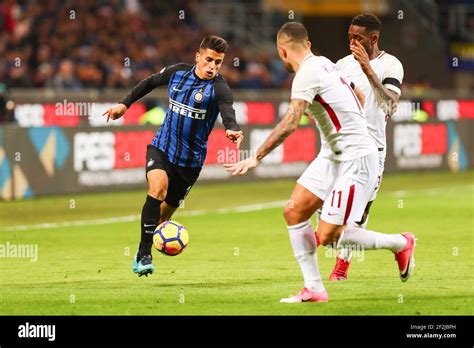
{"left": 193, "top": 91, "right": 204, "bottom": 102}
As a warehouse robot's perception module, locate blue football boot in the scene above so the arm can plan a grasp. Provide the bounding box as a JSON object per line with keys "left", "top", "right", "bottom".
{"left": 133, "top": 252, "right": 155, "bottom": 277}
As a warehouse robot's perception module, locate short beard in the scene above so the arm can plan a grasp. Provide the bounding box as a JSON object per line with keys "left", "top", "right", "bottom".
{"left": 363, "top": 43, "right": 371, "bottom": 55}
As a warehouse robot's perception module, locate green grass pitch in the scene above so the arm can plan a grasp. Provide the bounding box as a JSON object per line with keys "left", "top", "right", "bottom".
{"left": 0, "top": 171, "right": 472, "bottom": 315}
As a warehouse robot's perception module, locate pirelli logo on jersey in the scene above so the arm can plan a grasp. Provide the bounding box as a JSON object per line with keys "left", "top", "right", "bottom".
{"left": 169, "top": 98, "right": 206, "bottom": 120}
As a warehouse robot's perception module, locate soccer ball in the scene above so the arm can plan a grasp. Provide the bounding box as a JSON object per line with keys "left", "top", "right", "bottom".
{"left": 153, "top": 220, "right": 189, "bottom": 256}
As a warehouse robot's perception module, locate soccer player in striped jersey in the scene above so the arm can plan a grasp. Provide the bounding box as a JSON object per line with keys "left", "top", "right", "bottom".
{"left": 103, "top": 36, "right": 243, "bottom": 277}
{"left": 225, "top": 22, "right": 415, "bottom": 303}
{"left": 328, "top": 13, "right": 405, "bottom": 281}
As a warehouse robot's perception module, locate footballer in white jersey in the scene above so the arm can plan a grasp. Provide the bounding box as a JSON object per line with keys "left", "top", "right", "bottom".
{"left": 292, "top": 54, "right": 376, "bottom": 162}
{"left": 337, "top": 51, "right": 403, "bottom": 152}
{"left": 225, "top": 21, "right": 415, "bottom": 303}
{"left": 337, "top": 51, "right": 403, "bottom": 202}
{"left": 328, "top": 13, "right": 405, "bottom": 282}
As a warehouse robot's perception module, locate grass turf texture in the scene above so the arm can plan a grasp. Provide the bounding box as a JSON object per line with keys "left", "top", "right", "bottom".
{"left": 0, "top": 171, "right": 472, "bottom": 315}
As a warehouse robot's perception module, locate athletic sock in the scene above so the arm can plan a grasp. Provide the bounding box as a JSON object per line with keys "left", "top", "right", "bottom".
{"left": 287, "top": 220, "right": 325, "bottom": 293}
{"left": 338, "top": 226, "right": 407, "bottom": 253}
{"left": 137, "top": 195, "right": 162, "bottom": 260}
{"left": 337, "top": 217, "right": 370, "bottom": 261}
{"left": 337, "top": 248, "right": 352, "bottom": 262}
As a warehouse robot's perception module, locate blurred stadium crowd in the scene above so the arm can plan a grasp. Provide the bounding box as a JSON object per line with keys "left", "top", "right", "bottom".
{"left": 0, "top": 0, "right": 291, "bottom": 90}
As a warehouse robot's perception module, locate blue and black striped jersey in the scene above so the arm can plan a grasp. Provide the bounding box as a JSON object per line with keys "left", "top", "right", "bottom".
{"left": 120, "top": 64, "right": 239, "bottom": 168}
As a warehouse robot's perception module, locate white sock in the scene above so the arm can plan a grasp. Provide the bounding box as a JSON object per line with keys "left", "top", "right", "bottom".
{"left": 337, "top": 248, "right": 352, "bottom": 261}
{"left": 338, "top": 217, "right": 369, "bottom": 261}
{"left": 338, "top": 227, "right": 407, "bottom": 252}
{"left": 288, "top": 220, "right": 325, "bottom": 293}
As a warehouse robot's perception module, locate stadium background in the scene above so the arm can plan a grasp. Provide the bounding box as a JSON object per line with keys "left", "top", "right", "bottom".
{"left": 0, "top": 0, "right": 472, "bottom": 199}
{"left": 0, "top": 0, "right": 472, "bottom": 319}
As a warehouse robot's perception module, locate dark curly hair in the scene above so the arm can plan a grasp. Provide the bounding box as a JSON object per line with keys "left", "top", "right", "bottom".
{"left": 351, "top": 13, "right": 382, "bottom": 32}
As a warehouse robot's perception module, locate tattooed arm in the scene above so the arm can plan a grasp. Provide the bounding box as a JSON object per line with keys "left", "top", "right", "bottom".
{"left": 255, "top": 99, "right": 309, "bottom": 161}
{"left": 223, "top": 99, "right": 309, "bottom": 176}
{"left": 350, "top": 41, "right": 400, "bottom": 115}
{"left": 365, "top": 68, "right": 400, "bottom": 115}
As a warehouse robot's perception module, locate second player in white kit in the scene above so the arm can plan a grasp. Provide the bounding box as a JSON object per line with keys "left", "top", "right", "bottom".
{"left": 328, "top": 13, "right": 405, "bottom": 281}
{"left": 337, "top": 41, "right": 403, "bottom": 202}
{"left": 224, "top": 21, "right": 415, "bottom": 303}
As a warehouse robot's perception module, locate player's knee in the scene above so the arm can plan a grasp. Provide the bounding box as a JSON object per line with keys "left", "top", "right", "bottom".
{"left": 148, "top": 183, "right": 167, "bottom": 201}
{"left": 159, "top": 215, "right": 169, "bottom": 224}
{"left": 316, "top": 228, "right": 340, "bottom": 247}
{"left": 283, "top": 206, "right": 300, "bottom": 225}
{"left": 318, "top": 234, "right": 333, "bottom": 246}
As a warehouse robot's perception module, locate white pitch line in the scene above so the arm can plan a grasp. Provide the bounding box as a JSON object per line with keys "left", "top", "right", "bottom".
{"left": 2, "top": 184, "right": 472, "bottom": 233}
{"left": 1, "top": 215, "right": 139, "bottom": 232}
{"left": 0, "top": 200, "right": 288, "bottom": 232}
{"left": 389, "top": 184, "right": 474, "bottom": 197}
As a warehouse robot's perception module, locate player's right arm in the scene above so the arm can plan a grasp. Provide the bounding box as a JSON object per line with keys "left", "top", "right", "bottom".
{"left": 255, "top": 98, "right": 308, "bottom": 162}
{"left": 223, "top": 98, "right": 308, "bottom": 176}
{"left": 102, "top": 64, "right": 188, "bottom": 122}
{"left": 224, "top": 62, "right": 317, "bottom": 176}
{"left": 350, "top": 41, "right": 403, "bottom": 116}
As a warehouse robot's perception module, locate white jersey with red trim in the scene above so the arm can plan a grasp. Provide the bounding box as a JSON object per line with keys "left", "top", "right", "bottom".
{"left": 291, "top": 54, "right": 377, "bottom": 161}
{"left": 336, "top": 51, "right": 404, "bottom": 149}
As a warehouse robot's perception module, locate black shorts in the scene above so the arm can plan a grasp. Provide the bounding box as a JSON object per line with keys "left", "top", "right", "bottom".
{"left": 145, "top": 144, "right": 201, "bottom": 207}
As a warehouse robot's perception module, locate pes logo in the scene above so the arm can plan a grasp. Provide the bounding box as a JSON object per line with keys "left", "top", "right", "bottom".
{"left": 393, "top": 123, "right": 447, "bottom": 169}
{"left": 74, "top": 130, "right": 155, "bottom": 172}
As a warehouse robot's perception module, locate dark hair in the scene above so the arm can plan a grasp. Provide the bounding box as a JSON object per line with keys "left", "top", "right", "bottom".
{"left": 277, "top": 22, "right": 308, "bottom": 42}
{"left": 351, "top": 13, "right": 382, "bottom": 32}
{"left": 199, "top": 35, "right": 228, "bottom": 53}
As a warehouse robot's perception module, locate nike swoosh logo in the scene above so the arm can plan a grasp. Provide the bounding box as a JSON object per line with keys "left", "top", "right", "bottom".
{"left": 144, "top": 224, "right": 155, "bottom": 227}
{"left": 328, "top": 212, "right": 338, "bottom": 216}
{"left": 401, "top": 255, "right": 414, "bottom": 279}
{"left": 173, "top": 87, "right": 181, "bottom": 91}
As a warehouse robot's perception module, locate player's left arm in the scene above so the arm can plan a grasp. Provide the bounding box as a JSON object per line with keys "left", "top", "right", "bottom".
{"left": 223, "top": 98, "right": 308, "bottom": 176}
{"left": 103, "top": 64, "right": 186, "bottom": 122}
{"left": 350, "top": 41, "right": 403, "bottom": 116}
{"left": 214, "top": 77, "right": 244, "bottom": 148}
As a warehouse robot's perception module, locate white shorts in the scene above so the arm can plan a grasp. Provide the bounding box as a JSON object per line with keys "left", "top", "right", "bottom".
{"left": 369, "top": 150, "right": 386, "bottom": 202}
{"left": 297, "top": 153, "right": 379, "bottom": 226}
